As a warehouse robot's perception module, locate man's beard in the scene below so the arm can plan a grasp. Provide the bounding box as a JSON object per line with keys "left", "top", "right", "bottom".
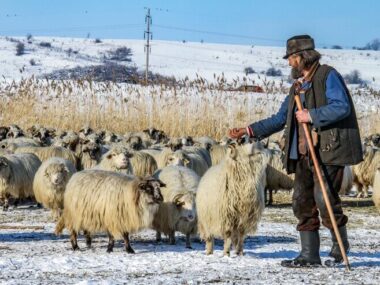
{"left": 291, "top": 61, "right": 305, "bottom": 79}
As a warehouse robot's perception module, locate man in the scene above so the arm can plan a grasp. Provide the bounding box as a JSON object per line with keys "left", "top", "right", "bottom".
{"left": 229, "top": 35, "right": 363, "bottom": 267}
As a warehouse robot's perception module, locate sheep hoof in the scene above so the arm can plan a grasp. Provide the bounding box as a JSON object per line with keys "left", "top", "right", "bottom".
{"left": 206, "top": 251, "right": 213, "bottom": 255}
{"left": 126, "top": 248, "right": 135, "bottom": 254}
{"left": 186, "top": 245, "right": 193, "bottom": 249}
{"left": 107, "top": 248, "right": 113, "bottom": 253}
{"left": 72, "top": 245, "right": 79, "bottom": 251}
{"left": 223, "top": 252, "right": 230, "bottom": 257}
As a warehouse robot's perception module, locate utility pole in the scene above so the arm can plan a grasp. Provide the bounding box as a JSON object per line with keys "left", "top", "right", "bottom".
{"left": 144, "top": 8, "right": 152, "bottom": 85}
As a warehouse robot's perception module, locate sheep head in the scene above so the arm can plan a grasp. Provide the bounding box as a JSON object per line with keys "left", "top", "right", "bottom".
{"left": 173, "top": 192, "right": 196, "bottom": 222}
{"left": 44, "top": 163, "right": 70, "bottom": 187}
{"left": 137, "top": 177, "right": 165, "bottom": 204}
{"left": 167, "top": 151, "right": 190, "bottom": 167}
{"left": 105, "top": 148, "right": 133, "bottom": 170}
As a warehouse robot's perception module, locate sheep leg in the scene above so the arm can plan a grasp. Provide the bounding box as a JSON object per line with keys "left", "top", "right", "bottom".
{"left": 223, "top": 233, "right": 232, "bottom": 256}
{"left": 356, "top": 183, "right": 363, "bottom": 198}
{"left": 185, "top": 234, "right": 192, "bottom": 249}
{"left": 3, "top": 197, "right": 9, "bottom": 211}
{"left": 156, "top": 231, "right": 162, "bottom": 242}
{"left": 70, "top": 231, "right": 79, "bottom": 251}
{"left": 235, "top": 232, "right": 245, "bottom": 256}
{"left": 363, "top": 186, "right": 369, "bottom": 198}
{"left": 269, "top": 189, "right": 274, "bottom": 206}
{"left": 84, "top": 231, "right": 92, "bottom": 248}
{"left": 123, "top": 232, "right": 135, "bottom": 254}
{"left": 169, "top": 231, "right": 176, "bottom": 245}
{"left": 107, "top": 233, "right": 115, "bottom": 253}
{"left": 205, "top": 237, "right": 214, "bottom": 255}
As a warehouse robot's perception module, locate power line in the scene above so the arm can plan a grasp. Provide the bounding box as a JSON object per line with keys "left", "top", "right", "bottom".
{"left": 154, "top": 24, "right": 285, "bottom": 43}
{"left": 0, "top": 23, "right": 144, "bottom": 34}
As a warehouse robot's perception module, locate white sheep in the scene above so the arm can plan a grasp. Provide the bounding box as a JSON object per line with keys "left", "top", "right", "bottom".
{"left": 14, "top": 146, "right": 78, "bottom": 169}
{"left": 33, "top": 157, "right": 76, "bottom": 220}
{"left": 340, "top": 166, "right": 353, "bottom": 195}
{"left": 352, "top": 147, "right": 380, "bottom": 198}
{"left": 0, "top": 137, "right": 41, "bottom": 152}
{"left": 373, "top": 169, "right": 380, "bottom": 213}
{"left": 0, "top": 153, "right": 41, "bottom": 210}
{"left": 264, "top": 149, "right": 294, "bottom": 205}
{"left": 166, "top": 149, "right": 209, "bottom": 177}
{"left": 95, "top": 145, "right": 133, "bottom": 174}
{"left": 55, "top": 170, "right": 165, "bottom": 253}
{"left": 130, "top": 150, "right": 158, "bottom": 177}
{"left": 152, "top": 166, "right": 199, "bottom": 248}
{"left": 196, "top": 142, "right": 267, "bottom": 256}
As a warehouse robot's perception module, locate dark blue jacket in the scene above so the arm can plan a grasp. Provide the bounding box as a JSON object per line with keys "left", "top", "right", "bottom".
{"left": 248, "top": 70, "right": 351, "bottom": 159}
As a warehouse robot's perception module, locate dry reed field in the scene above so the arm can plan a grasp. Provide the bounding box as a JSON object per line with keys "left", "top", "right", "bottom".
{"left": 0, "top": 76, "right": 379, "bottom": 139}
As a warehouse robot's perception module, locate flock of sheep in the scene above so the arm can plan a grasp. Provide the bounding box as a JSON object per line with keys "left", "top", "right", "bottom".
{"left": 0, "top": 124, "right": 379, "bottom": 255}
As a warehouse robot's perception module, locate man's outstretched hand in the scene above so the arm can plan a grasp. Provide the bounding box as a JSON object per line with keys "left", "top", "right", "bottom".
{"left": 228, "top": 128, "right": 247, "bottom": 139}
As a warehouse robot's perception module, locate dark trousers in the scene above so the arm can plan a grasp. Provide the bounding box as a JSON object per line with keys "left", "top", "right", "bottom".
{"left": 292, "top": 156, "right": 348, "bottom": 231}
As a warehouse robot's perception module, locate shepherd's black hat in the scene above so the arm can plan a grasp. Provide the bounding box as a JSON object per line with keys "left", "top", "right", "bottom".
{"left": 283, "top": 35, "right": 315, "bottom": 59}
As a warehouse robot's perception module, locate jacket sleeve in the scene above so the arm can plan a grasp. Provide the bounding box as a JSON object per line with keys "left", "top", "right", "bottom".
{"left": 308, "top": 70, "right": 351, "bottom": 128}
{"left": 247, "top": 95, "right": 289, "bottom": 139}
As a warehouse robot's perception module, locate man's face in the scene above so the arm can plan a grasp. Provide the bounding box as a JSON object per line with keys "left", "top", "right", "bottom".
{"left": 288, "top": 54, "right": 304, "bottom": 79}
{"left": 288, "top": 54, "right": 301, "bottom": 68}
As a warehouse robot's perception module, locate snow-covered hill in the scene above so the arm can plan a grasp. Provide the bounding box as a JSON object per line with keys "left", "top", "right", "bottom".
{"left": 1, "top": 36, "right": 380, "bottom": 90}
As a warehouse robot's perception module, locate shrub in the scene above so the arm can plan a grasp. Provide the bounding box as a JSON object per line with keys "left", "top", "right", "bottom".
{"left": 344, "top": 70, "right": 364, "bottom": 84}
{"left": 39, "top": 42, "right": 52, "bottom": 48}
{"left": 94, "top": 38, "right": 102, "bottom": 43}
{"left": 29, "top": 59, "right": 36, "bottom": 66}
{"left": 244, "top": 67, "right": 255, "bottom": 75}
{"left": 105, "top": 47, "right": 133, "bottom": 62}
{"left": 331, "top": 45, "right": 343, "bottom": 49}
{"left": 265, "top": 67, "right": 282, "bottom": 77}
{"left": 16, "top": 42, "right": 25, "bottom": 56}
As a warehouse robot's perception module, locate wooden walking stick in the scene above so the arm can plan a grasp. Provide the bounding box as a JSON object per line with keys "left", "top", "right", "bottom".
{"left": 294, "top": 91, "right": 351, "bottom": 271}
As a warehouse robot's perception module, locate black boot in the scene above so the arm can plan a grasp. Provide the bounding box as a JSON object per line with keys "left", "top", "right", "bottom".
{"left": 281, "top": 231, "right": 321, "bottom": 268}
{"left": 325, "top": 226, "right": 349, "bottom": 267}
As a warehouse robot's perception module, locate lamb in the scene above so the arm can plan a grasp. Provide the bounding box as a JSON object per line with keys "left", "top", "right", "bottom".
{"left": 152, "top": 166, "right": 199, "bottom": 248}
{"left": 55, "top": 170, "right": 165, "bottom": 253}
{"left": 264, "top": 149, "right": 294, "bottom": 205}
{"left": 14, "top": 146, "right": 78, "bottom": 169}
{"left": 166, "top": 149, "right": 209, "bottom": 177}
{"left": 352, "top": 146, "right": 380, "bottom": 198}
{"left": 196, "top": 142, "right": 267, "bottom": 256}
{"left": 0, "top": 153, "right": 41, "bottom": 210}
{"left": 33, "top": 157, "right": 76, "bottom": 219}
{"left": 373, "top": 169, "right": 380, "bottom": 212}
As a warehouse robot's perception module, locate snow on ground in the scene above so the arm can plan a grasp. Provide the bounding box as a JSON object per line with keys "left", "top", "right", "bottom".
{"left": 1, "top": 36, "right": 380, "bottom": 90}
{"left": 0, "top": 201, "right": 379, "bottom": 285}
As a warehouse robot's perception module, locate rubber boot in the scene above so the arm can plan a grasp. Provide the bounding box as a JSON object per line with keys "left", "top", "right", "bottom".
{"left": 281, "top": 231, "right": 322, "bottom": 268}
{"left": 325, "top": 226, "right": 349, "bottom": 267}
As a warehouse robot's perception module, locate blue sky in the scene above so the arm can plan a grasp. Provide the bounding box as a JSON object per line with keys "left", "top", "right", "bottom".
{"left": 0, "top": 0, "right": 379, "bottom": 48}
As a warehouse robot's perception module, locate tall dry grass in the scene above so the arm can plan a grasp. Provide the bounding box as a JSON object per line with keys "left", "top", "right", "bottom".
{"left": 0, "top": 77, "right": 379, "bottom": 140}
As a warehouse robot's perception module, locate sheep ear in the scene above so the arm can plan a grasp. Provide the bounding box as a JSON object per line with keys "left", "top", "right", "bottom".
{"left": 173, "top": 193, "right": 184, "bottom": 205}
{"left": 227, "top": 143, "right": 238, "bottom": 159}
{"left": 183, "top": 158, "right": 190, "bottom": 166}
{"left": 157, "top": 179, "right": 166, "bottom": 188}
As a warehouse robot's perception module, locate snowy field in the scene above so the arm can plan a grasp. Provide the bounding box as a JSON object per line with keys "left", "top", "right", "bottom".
{"left": 0, "top": 199, "right": 379, "bottom": 285}
{"left": 1, "top": 36, "right": 380, "bottom": 90}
